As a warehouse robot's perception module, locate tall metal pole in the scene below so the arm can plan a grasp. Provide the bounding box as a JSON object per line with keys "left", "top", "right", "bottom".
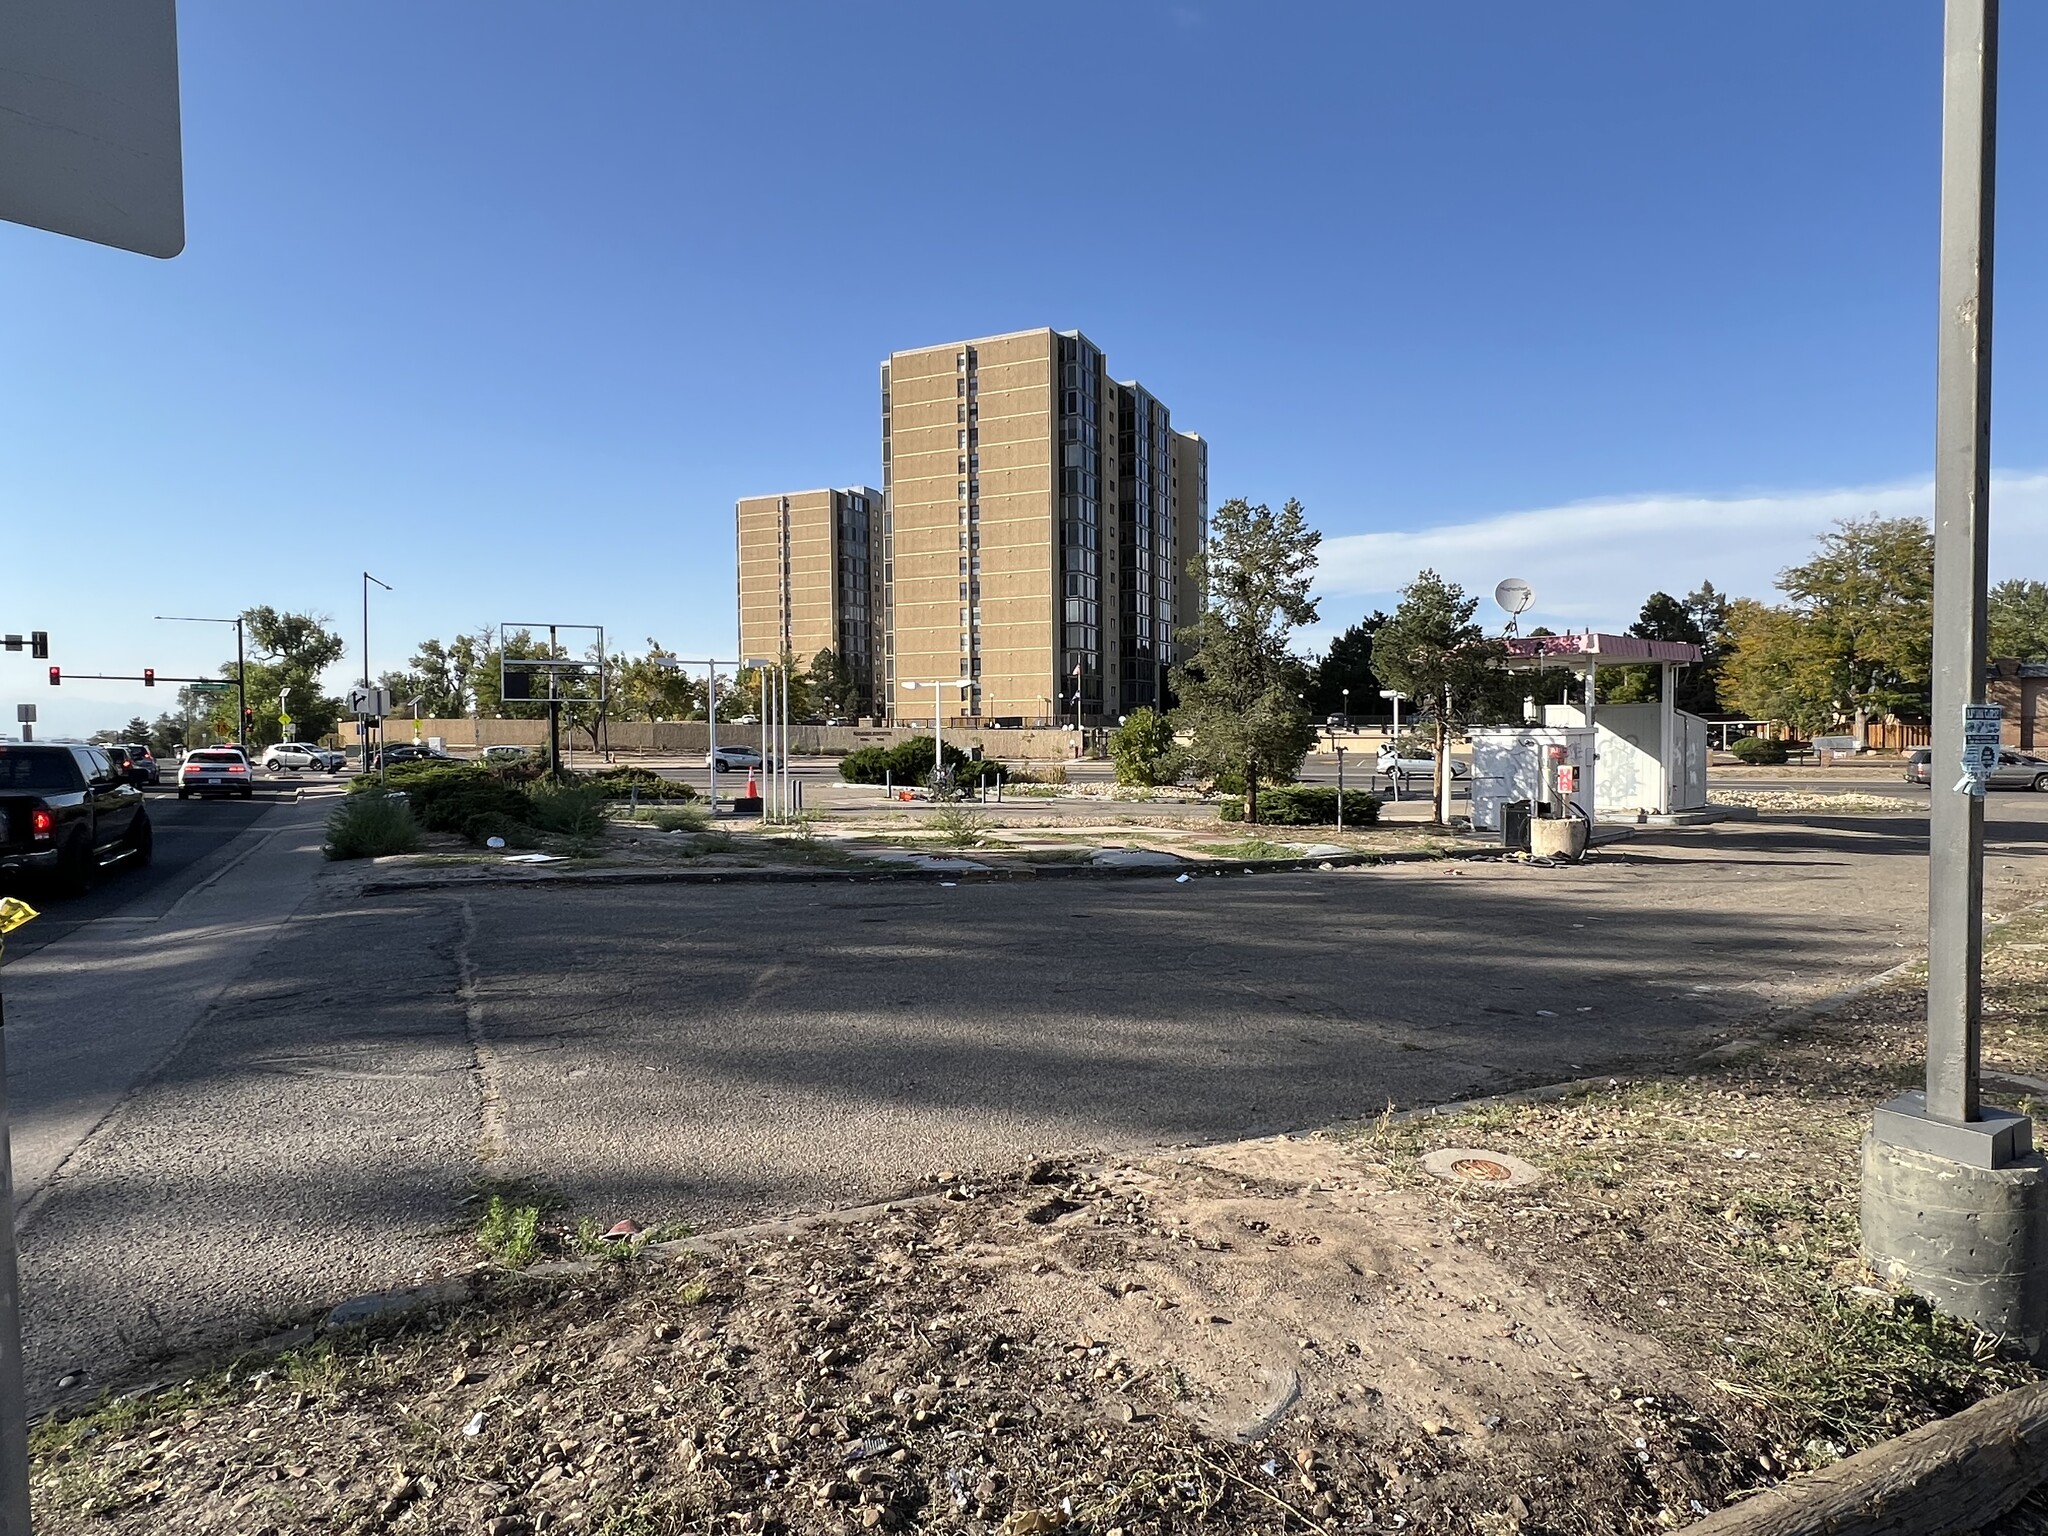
{"left": 0, "top": 917, "right": 32, "bottom": 1536}
{"left": 1927, "top": 0, "right": 1998, "bottom": 1126}
{"left": 779, "top": 663, "right": 790, "bottom": 819}
{"left": 707, "top": 661, "right": 720, "bottom": 813}
{"left": 233, "top": 614, "right": 246, "bottom": 747}
{"left": 363, "top": 573, "right": 391, "bottom": 779}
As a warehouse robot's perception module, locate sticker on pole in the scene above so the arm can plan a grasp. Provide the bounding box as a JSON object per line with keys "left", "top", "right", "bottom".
{"left": 1957, "top": 704, "right": 2004, "bottom": 797}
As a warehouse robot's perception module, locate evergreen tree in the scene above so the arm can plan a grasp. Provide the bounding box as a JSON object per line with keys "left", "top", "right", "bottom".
{"left": 1374, "top": 570, "right": 1505, "bottom": 822}
{"left": 1167, "top": 498, "right": 1321, "bottom": 824}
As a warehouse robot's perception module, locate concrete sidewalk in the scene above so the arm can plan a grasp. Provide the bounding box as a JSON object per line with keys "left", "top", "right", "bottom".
{"left": 3, "top": 794, "right": 334, "bottom": 1210}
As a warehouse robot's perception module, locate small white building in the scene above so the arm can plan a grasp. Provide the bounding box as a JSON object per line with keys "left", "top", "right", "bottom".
{"left": 1468, "top": 724, "right": 1598, "bottom": 832}
{"left": 1499, "top": 631, "right": 1710, "bottom": 821}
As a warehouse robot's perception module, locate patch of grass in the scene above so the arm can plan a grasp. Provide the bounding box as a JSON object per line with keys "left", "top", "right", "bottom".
{"left": 477, "top": 1195, "right": 544, "bottom": 1267}
{"left": 647, "top": 804, "right": 708, "bottom": 833}
{"left": 929, "top": 808, "right": 994, "bottom": 848}
{"left": 1325, "top": 910, "right": 2048, "bottom": 1467}
{"left": 773, "top": 809, "right": 824, "bottom": 845}
{"left": 323, "top": 792, "right": 422, "bottom": 859}
{"left": 1204, "top": 836, "right": 1295, "bottom": 861}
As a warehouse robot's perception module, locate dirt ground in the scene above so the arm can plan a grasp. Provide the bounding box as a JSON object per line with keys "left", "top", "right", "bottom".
{"left": 31, "top": 887, "right": 2048, "bottom": 1535}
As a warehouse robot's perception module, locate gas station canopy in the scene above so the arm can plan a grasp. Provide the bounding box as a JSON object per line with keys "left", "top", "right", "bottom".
{"left": 1499, "top": 632, "right": 1702, "bottom": 669}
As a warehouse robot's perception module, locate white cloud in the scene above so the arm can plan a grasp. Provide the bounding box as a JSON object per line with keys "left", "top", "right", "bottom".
{"left": 1310, "top": 471, "right": 2048, "bottom": 640}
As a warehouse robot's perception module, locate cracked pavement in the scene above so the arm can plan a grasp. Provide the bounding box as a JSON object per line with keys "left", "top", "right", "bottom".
{"left": 9, "top": 797, "right": 2047, "bottom": 1403}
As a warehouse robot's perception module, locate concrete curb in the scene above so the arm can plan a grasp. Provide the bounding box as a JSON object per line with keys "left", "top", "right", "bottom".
{"left": 354, "top": 840, "right": 1581, "bottom": 896}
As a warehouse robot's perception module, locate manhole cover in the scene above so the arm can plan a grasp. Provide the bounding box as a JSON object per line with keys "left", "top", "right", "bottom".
{"left": 1420, "top": 1147, "right": 1541, "bottom": 1188}
{"left": 1450, "top": 1158, "right": 1513, "bottom": 1182}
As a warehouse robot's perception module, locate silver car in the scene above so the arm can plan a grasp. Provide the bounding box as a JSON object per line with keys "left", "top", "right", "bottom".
{"left": 262, "top": 741, "right": 343, "bottom": 772}
{"left": 1914, "top": 746, "right": 2048, "bottom": 790}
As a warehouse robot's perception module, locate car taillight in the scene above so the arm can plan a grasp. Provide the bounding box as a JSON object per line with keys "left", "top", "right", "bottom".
{"left": 227, "top": 764, "right": 246, "bottom": 773}
{"left": 30, "top": 808, "right": 54, "bottom": 839}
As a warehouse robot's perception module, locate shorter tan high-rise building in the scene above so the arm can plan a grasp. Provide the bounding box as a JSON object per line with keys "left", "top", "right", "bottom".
{"left": 734, "top": 487, "right": 883, "bottom": 711}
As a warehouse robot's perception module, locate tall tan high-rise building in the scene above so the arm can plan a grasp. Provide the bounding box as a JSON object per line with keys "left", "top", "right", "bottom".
{"left": 878, "top": 328, "right": 1205, "bottom": 725}
{"left": 734, "top": 487, "right": 882, "bottom": 710}
{"left": 734, "top": 330, "right": 1204, "bottom": 728}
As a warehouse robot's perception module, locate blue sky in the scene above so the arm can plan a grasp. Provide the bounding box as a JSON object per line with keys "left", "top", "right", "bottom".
{"left": 7, "top": 1, "right": 2048, "bottom": 736}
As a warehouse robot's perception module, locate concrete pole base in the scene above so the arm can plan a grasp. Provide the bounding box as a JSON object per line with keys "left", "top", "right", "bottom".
{"left": 1862, "top": 1119, "right": 2048, "bottom": 1358}
{"left": 1529, "top": 816, "right": 1589, "bottom": 861}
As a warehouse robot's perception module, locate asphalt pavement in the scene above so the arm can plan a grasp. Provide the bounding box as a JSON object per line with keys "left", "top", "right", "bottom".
{"left": 11, "top": 782, "right": 2046, "bottom": 1405}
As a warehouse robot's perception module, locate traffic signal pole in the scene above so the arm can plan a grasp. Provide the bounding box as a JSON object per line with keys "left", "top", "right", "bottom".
{"left": 1861, "top": 0, "right": 2048, "bottom": 1358}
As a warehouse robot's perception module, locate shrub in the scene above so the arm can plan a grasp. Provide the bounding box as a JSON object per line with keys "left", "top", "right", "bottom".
{"left": 1219, "top": 785, "right": 1381, "bottom": 826}
{"left": 324, "top": 793, "right": 422, "bottom": 859}
{"left": 1109, "top": 707, "right": 1183, "bottom": 786}
{"left": 1730, "top": 736, "right": 1792, "bottom": 765}
{"left": 581, "top": 766, "right": 694, "bottom": 801}
{"left": 929, "top": 808, "right": 992, "bottom": 848}
{"left": 840, "top": 746, "right": 893, "bottom": 784}
{"left": 527, "top": 780, "right": 608, "bottom": 838}
{"left": 405, "top": 769, "right": 535, "bottom": 841}
{"left": 886, "top": 736, "right": 969, "bottom": 785}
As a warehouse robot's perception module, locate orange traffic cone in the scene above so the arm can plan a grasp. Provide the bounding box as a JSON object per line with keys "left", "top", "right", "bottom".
{"left": 746, "top": 771, "right": 759, "bottom": 798}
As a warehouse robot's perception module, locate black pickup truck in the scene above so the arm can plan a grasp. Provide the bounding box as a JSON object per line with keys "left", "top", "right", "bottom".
{"left": 0, "top": 742, "right": 152, "bottom": 896}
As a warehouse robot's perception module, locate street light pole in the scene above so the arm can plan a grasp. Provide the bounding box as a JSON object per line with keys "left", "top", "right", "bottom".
{"left": 362, "top": 573, "right": 391, "bottom": 777}
{"left": 1863, "top": 0, "right": 2047, "bottom": 1354}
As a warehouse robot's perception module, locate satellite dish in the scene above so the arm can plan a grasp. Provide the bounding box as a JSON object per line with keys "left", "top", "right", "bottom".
{"left": 1494, "top": 577, "right": 1535, "bottom": 617}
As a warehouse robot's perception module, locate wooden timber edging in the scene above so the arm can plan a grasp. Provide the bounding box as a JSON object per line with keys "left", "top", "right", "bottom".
{"left": 1684, "top": 1379, "right": 2048, "bottom": 1535}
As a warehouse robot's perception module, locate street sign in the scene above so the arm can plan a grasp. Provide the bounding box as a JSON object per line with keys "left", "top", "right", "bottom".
{"left": 12, "top": 706, "right": 32, "bottom": 725}
{"left": 1958, "top": 704, "right": 2003, "bottom": 798}
{"left": 0, "top": 0, "right": 184, "bottom": 257}
{"left": 278, "top": 715, "right": 293, "bottom": 730}
{"left": 347, "top": 685, "right": 392, "bottom": 717}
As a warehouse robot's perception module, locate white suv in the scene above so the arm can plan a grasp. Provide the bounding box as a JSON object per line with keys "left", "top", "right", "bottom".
{"left": 262, "top": 742, "right": 344, "bottom": 772}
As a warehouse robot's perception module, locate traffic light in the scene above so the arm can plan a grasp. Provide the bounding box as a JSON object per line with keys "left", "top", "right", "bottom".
{"left": 241, "top": 707, "right": 254, "bottom": 736}
{"left": 30, "top": 632, "right": 48, "bottom": 659}
{"left": 143, "top": 668, "right": 155, "bottom": 687}
{"left": 47, "top": 667, "right": 60, "bottom": 687}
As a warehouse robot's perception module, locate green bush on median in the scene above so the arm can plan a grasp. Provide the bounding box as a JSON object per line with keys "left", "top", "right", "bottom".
{"left": 1218, "top": 785, "right": 1381, "bottom": 826}
{"left": 324, "top": 792, "right": 423, "bottom": 860}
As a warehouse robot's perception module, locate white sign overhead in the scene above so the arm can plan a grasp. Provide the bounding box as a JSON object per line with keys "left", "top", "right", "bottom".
{"left": 0, "top": 0, "right": 184, "bottom": 258}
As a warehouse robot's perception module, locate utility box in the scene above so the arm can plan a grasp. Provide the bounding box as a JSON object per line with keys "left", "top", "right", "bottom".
{"left": 1468, "top": 725, "right": 1598, "bottom": 831}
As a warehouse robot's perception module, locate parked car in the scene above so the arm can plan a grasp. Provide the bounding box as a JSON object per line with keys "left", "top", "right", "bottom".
{"left": 1992, "top": 749, "right": 2048, "bottom": 791}
{"left": 262, "top": 741, "right": 344, "bottom": 772}
{"left": 1909, "top": 747, "right": 2048, "bottom": 790}
{"left": 480, "top": 745, "right": 537, "bottom": 762}
{"left": 711, "top": 744, "right": 772, "bottom": 773}
{"left": 179, "top": 747, "right": 255, "bottom": 799}
{"left": 366, "top": 744, "right": 457, "bottom": 771}
{"left": 1374, "top": 745, "right": 1470, "bottom": 782}
{"left": 0, "top": 741, "right": 151, "bottom": 894}
{"left": 119, "top": 743, "right": 162, "bottom": 785}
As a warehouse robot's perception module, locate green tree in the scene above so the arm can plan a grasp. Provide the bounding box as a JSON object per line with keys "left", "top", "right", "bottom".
{"left": 1778, "top": 515, "right": 1933, "bottom": 737}
{"left": 119, "top": 716, "right": 152, "bottom": 744}
{"left": 1167, "top": 497, "right": 1321, "bottom": 823}
{"left": 808, "top": 647, "right": 869, "bottom": 718}
{"left": 1989, "top": 578, "right": 2048, "bottom": 661}
{"left": 1109, "top": 706, "right": 1182, "bottom": 786}
{"left": 221, "top": 608, "right": 346, "bottom": 747}
{"left": 1719, "top": 597, "right": 1837, "bottom": 737}
{"left": 612, "top": 640, "right": 707, "bottom": 721}
{"left": 1311, "top": 612, "right": 1389, "bottom": 720}
{"left": 1374, "top": 570, "right": 1506, "bottom": 822}
{"left": 148, "top": 713, "right": 188, "bottom": 756}
{"left": 1597, "top": 589, "right": 1728, "bottom": 713}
